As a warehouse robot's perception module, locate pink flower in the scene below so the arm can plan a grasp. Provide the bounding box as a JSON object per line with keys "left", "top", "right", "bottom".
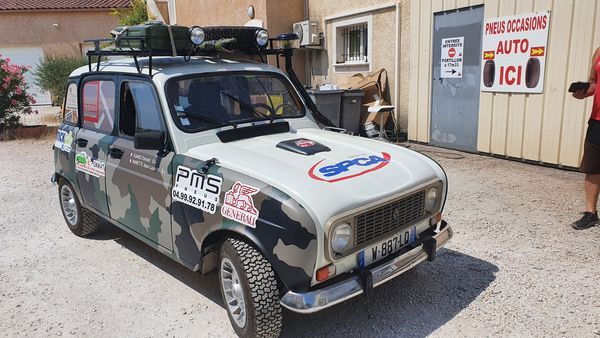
{"left": 2, "top": 83, "right": 7, "bottom": 90}
{"left": 5, "top": 57, "right": 10, "bottom": 63}
{"left": 15, "top": 87, "right": 22, "bottom": 95}
{"left": 10, "top": 99, "right": 17, "bottom": 106}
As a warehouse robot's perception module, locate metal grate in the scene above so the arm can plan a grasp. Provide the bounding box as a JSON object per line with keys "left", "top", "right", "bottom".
{"left": 354, "top": 190, "right": 426, "bottom": 247}
{"left": 341, "top": 23, "right": 368, "bottom": 63}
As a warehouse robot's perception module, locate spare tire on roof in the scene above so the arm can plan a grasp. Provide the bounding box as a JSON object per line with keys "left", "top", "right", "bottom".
{"left": 483, "top": 60, "right": 495, "bottom": 87}
{"left": 526, "top": 58, "right": 541, "bottom": 88}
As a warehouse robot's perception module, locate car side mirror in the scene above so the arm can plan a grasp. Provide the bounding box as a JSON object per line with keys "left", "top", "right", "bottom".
{"left": 134, "top": 130, "right": 165, "bottom": 151}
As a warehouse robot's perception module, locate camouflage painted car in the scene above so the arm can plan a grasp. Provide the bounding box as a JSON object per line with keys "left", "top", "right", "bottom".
{"left": 52, "top": 42, "right": 452, "bottom": 337}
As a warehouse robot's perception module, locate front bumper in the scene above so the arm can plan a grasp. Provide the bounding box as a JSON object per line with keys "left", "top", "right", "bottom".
{"left": 280, "top": 220, "right": 452, "bottom": 313}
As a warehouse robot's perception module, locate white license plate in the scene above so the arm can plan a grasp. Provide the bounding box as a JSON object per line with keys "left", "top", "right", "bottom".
{"left": 357, "top": 226, "right": 417, "bottom": 268}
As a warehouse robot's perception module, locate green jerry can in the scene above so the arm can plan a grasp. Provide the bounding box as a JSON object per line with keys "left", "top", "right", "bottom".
{"left": 111, "top": 22, "right": 192, "bottom": 54}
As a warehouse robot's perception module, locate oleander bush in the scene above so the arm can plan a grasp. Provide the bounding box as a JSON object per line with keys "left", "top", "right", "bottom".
{"left": 0, "top": 54, "right": 35, "bottom": 132}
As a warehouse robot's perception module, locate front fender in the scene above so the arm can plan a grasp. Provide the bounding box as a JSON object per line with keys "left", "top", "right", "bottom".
{"left": 171, "top": 155, "right": 318, "bottom": 292}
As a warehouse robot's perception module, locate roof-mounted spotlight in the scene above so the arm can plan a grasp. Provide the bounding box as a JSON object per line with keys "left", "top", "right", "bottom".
{"left": 189, "top": 26, "right": 205, "bottom": 46}
{"left": 255, "top": 29, "right": 269, "bottom": 48}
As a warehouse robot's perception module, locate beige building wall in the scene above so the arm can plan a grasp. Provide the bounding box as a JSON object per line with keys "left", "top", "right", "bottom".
{"left": 0, "top": 10, "right": 120, "bottom": 56}
{"left": 409, "top": 0, "right": 600, "bottom": 168}
{"left": 307, "top": 0, "right": 410, "bottom": 131}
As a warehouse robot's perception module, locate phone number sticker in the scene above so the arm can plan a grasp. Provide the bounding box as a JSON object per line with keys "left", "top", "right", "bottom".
{"left": 172, "top": 166, "right": 223, "bottom": 214}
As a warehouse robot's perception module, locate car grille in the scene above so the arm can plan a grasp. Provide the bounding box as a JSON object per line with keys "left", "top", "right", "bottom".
{"left": 354, "top": 190, "right": 426, "bottom": 247}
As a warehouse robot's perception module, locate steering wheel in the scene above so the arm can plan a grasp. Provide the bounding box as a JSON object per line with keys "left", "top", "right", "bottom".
{"left": 251, "top": 103, "right": 277, "bottom": 117}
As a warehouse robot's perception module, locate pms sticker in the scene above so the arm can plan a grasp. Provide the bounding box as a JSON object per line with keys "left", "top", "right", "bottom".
{"left": 171, "top": 166, "right": 223, "bottom": 214}
{"left": 308, "top": 152, "right": 391, "bottom": 183}
{"left": 221, "top": 182, "right": 259, "bottom": 228}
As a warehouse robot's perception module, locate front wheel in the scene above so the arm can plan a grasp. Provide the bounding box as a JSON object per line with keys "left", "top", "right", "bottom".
{"left": 219, "top": 238, "right": 282, "bottom": 338}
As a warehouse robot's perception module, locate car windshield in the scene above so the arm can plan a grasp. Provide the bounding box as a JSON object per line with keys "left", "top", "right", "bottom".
{"left": 166, "top": 72, "right": 305, "bottom": 132}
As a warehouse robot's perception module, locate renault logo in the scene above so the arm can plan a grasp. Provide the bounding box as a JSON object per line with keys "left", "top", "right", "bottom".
{"left": 392, "top": 208, "right": 401, "bottom": 221}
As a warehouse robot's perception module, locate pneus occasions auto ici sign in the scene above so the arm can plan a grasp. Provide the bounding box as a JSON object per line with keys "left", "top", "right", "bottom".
{"left": 481, "top": 11, "right": 550, "bottom": 93}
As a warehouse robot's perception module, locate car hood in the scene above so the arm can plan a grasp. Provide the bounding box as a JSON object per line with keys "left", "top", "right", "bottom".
{"left": 185, "top": 128, "right": 445, "bottom": 226}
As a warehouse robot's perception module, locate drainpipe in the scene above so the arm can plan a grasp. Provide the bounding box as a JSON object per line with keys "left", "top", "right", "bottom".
{"left": 394, "top": 1, "right": 400, "bottom": 132}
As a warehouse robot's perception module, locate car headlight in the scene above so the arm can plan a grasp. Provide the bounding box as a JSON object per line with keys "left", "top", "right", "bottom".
{"left": 255, "top": 29, "right": 269, "bottom": 47}
{"left": 331, "top": 223, "right": 352, "bottom": 253}
{"left": 189, "top": 26, "right": 205, "bottom": 45}
{"left": 425, "top": 187, "right": 438, "bottom": 213}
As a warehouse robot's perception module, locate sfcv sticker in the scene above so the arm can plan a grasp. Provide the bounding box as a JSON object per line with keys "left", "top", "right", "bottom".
{"left": 308, "top": 152, "right": 391, "bottom": 183}
{"left": 172, "top": 166, "right": 223, "bottom": 214}
{"left": 221, "top": 182, "right": 260, "bottom": 228}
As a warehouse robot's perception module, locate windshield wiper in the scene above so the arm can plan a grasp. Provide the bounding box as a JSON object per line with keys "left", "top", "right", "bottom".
{"left": 220, "top": 92, "right": 273, "bottom": 123}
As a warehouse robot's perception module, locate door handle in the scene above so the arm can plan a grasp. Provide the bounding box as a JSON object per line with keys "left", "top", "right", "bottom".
{"left": 108, "top": 147, "right": 124, "bottom": 159}
{"left": 75, "top": 138, "right": 88, "bottom": 148}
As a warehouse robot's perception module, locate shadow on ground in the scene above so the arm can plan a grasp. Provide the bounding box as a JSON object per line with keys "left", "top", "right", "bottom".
{"left": 89, "top": 224, "right": 497, "bottom": 338}
{"left": 88, "top": 222, "right": 224, "bottom": 306}
{"left": 280, "top": 248, "right": 498, "bottom": 338}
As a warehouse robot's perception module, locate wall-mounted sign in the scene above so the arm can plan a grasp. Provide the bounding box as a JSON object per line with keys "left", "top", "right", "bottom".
{"left": 441, "top": 37, "right": 464, "bottom": 78}
{"left": 480, "top": 11, "right": 550, "bottom": 93}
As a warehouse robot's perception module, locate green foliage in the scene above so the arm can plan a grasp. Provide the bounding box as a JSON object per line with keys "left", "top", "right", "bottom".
{"left": 111, "top": 0, "right": 149, "bottom": 26}
{"left": 0, "top": 55, "right": 35, "bottom": 131}
{"left": 33, "top": 55, "right": 87, "bottom": 106}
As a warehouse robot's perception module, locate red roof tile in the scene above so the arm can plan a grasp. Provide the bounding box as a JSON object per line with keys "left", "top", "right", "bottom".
{"left": 0, "top": 0, "right": 131, "bottom": 11}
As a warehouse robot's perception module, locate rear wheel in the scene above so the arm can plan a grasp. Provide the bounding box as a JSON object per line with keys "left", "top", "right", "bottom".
{"left": 58, "top": 180, "right": 100, "bottom": 237}
{"left": 219, "top": 238, "right": 282, "bottom": 338}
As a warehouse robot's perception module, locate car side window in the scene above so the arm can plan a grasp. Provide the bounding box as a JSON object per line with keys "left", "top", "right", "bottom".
{"left": 120, "top": 81, "right": 164, "bottom": 137}
{"left": 62, "top": 83, "right": 78, "bottom": 124}
{"left": 81, "top": 80, "right": 115, "bottom": 133}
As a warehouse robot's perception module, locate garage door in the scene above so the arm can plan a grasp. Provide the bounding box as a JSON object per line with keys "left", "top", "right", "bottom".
{"left": 0, "top": 46, "right": 52, "bottom": 105}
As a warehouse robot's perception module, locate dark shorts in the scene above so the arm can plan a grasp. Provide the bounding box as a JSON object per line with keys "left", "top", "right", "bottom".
{"left": 581, "top": 120, "right": 600, "bottom": 174}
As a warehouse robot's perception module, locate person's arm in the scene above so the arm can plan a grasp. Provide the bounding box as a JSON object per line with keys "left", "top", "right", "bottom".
{"left": 573, "top": 47, "right": 599, "bottom": 99}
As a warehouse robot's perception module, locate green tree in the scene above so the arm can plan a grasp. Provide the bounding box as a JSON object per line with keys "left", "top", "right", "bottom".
{"left": 33, "top": 55, "right": 87, "bottom": 106}
{"left": 112, "top": 0, "right": 149, "bottom": 26}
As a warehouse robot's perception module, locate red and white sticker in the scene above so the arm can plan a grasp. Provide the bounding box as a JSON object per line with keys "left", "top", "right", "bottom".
{"left": 221, "top": 182, "right": 260, "bottom": 228}
{"left": 295, "top": 139, "right": 316, "bottom": 148}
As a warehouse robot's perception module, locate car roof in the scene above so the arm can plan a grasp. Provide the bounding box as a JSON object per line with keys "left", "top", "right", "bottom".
{"left": 69, "top": 56, "right": 285, "bottom": 79}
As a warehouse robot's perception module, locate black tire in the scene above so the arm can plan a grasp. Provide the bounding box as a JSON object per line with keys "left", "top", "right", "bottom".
{"left": 219, "top": 238, "right": 282, "bottom": 338}
{"left": 58, "top": 180, "right": 100, "bottom": 237}
{"left": 526, "top": 57, "right": 541, "bottom": 88}
{"left": 483, "top": 60, "right": 495, "bottom": 87}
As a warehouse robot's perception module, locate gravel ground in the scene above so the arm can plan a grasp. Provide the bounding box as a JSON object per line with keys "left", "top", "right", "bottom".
{"left": 0, "top": 139, "right": 599, "bottom": 337}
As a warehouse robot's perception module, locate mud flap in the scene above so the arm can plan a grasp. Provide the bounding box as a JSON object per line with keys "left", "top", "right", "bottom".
{"left": 423, "top": 236, "right": 437, "bottom": 262}
{"left": 359, "top": 270, "right": 374, "bottom": 297}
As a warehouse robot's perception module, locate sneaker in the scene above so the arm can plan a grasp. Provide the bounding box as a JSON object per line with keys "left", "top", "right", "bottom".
{"left": 571, "top": 212, "right": 599, "bottom": 230}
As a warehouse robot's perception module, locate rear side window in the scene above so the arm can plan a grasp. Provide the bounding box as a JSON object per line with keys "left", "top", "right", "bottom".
{"left": 82, "top": 80, "right": 115, "bottom": 133}
{"left": 62, "top": 83, "right": 78, "bottom": 124}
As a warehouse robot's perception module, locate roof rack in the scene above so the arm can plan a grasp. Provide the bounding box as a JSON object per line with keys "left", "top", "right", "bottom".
{"left": 84, "top": 28, "right": 334, "bottom": 127}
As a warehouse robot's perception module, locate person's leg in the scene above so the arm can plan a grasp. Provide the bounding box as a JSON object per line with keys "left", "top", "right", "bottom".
{"left": 573, "top": 171, "right": 600, "bottom": 229}
{"left": 584, "top": 173, "right": 600, "bottom": 213}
